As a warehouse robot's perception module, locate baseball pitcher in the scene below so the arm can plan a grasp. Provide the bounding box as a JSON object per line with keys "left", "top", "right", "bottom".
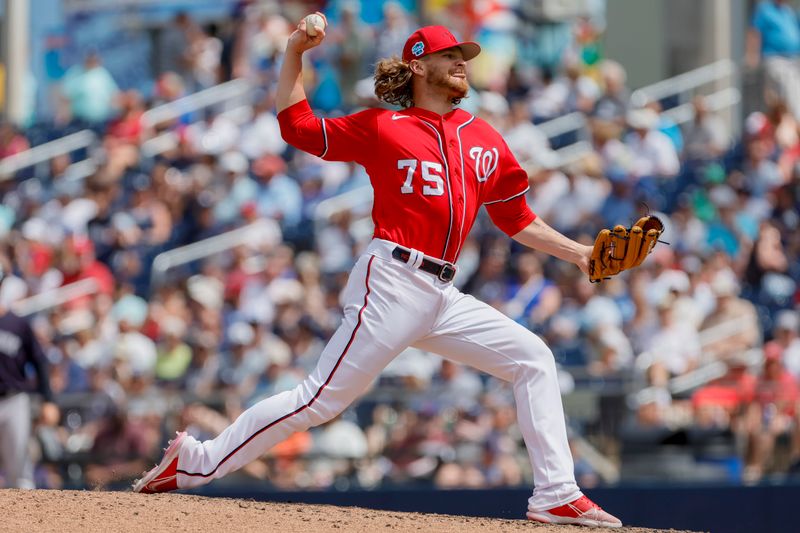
{"left": 135, "top": 13, "right": 654, "bottom": 527}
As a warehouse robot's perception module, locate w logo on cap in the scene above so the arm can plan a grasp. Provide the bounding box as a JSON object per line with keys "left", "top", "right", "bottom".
{"left": 411, "top": 41, "right": 425, "bottom": 57}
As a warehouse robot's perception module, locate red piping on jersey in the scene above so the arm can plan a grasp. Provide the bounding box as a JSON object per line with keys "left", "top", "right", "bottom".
{"left": 453, "top": 116, "right": 476, "bottom": 259}
{"left": 320, "top": 118, "right": 329, "bottom": 158}
{"left": 484, "top": 186, "right": 530, "bottom": 204}
{"left": 176, "top": 255, "right": 376, "bottom": 479}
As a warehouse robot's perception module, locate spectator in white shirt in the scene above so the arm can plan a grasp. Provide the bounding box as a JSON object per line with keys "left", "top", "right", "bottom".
{"left": 504, "top": 98, "right": 558, "bottom": 174}
{"left": 624, "top": 107, "right": 681, "bottom": 179}
{"left": 642, "top": 294, "right": 701, "bottom": 387}
{"left": 683, "top": 95, "right": 730, "bottom": 161}
{"left": 239, "top": 95, "right": 287, "bottom": 160}
{"left": 529, "top": 67, "right": 567, "bottom": 122}
{"left": 548, "top": 154, "right": 610, "bottom": 232}
{"left": 590, "top": 118, "right": 634, "bottom": 176}
{"left": 772, "top": 310, "right": 800, "bottom": 380}
{"left": 561, "top": 58, "right": 601, "bottom": 114}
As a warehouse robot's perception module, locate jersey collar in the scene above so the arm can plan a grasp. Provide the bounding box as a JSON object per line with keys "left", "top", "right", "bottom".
{"left": 404, "top": 106, "right": 471, "bottom": 125}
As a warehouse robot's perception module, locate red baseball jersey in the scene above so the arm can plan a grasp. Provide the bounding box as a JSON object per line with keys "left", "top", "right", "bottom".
{"left": 278, "top": 100, "right": 537, "bottom": 262}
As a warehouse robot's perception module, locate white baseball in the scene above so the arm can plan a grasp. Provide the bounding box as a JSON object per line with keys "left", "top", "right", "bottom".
{"left": 304, "top": 14, "right": 325, "bottom": 37}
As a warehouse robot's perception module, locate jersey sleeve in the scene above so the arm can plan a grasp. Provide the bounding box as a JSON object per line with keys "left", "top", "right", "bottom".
{"left": 484, "top": 140, "right": 537, "bottom": 236}
{"left": 277, "top": 99, "right": 379, "bottom": 165}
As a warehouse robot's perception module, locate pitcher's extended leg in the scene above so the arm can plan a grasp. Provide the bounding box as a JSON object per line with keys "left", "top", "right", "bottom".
{"left": 414, "top": 289, "right": 580, "bottom": 511}
{"left": 175, "top": 255, "right": 435, "bottom": 489}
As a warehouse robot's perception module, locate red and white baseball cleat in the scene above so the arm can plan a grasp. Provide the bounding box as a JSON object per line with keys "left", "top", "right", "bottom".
{"left": 527, "top": 495, "right": 622, "bottom": 528}
{"left": 132, "top": 431, "right": 187, "bottom": 494}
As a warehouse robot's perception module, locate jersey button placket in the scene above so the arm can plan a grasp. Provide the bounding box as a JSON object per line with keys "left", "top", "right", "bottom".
{"left": 439, "top": 128, "right": 454, "bottom": 262}
{"left": 444, "top": 127, "right": 463, "bottom": 262}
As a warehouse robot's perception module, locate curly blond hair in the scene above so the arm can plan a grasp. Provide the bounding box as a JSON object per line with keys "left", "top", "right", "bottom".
{"left": 373, "top": 55, "right": 467, "bottom": 107}
{"left": 373, "top": 56, "right": 414, "bottom": 108}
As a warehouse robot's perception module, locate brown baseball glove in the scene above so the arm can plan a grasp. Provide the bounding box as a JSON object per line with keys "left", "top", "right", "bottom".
{"left": 589, "top": 215, "right": 665, "bottom": 283}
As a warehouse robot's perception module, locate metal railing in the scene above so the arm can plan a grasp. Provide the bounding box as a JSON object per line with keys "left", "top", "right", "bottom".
{"left": 140, "top": 104, "right": 255, "bottom": 159}
{"left": 630, "top": 58, "right": 737, "bottom": 108}
{"left": 662, "top": 86, "right": 741, "bottom": 125}
{"left": 631, "top": 344, "right": 762, "bottom": 407}
{"left": 633, "top": 314, "right": 763, "bottom": 397}
{"left": 537, "top": 111, "right": 587, "bottom": 140}
{"left": 9, "top": 223, "right": 282, "bottom": 316}
{"left": 139, "top": 131, "right": 181, "bottom": 159}
{"left": 527, "top": 59, "right": 739, "bottom": 150}
{"left": 141, "top": 78, "right": 254, "bottom": 128}
{"left": 63, "top": 158, "right": 98, "bottom": 182}
{"left": 12, "top": 278, "right": 99, "bottom": 317}
{"left": 313, "top": 186, "right": 372, "bottom": 221}
{"left": 150, "top": 218, "right": 281, "bottom": 288}
{"left": 572, "top": 434, "right": 621, "bottom": 484}
{"left": 528, "top": 60, "right": 742, "bottom": 177}
{"left": 696, "top": 315, "right": 751, "bottom": 347}
{"left": 2, "top": 78, "right": 256, "bottom": 183}
{"left": 552, "top": 141, "right": 593, "bottom": 167}
{"left": 0, "top": 130, "right": 97, "bottom": 180}
{"left": 669, "top": 347, "right": 762, "bottom": 395}
{"left": 122, "top": 79, "right": 256, "bottom": 160}
{"left": 313, "top": 187, "right": 370, "bottom": 240}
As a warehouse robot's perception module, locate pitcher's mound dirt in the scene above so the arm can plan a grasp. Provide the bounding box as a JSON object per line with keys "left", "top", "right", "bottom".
{"left": 1, "top": 489, "right": 701, "bottom": 533}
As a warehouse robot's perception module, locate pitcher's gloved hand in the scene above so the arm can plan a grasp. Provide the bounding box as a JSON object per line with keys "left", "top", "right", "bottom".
{"left": 589, "top": 215, "right": 665, "bottom": 283}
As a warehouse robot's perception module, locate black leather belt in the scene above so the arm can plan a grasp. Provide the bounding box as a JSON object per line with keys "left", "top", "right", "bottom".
{"left": 391, "top": 246, "right": 457, "bottom": 282}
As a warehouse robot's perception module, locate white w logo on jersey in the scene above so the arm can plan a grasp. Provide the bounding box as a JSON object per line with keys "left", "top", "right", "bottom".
{"left": 468, "top": 146, "right": 499, "bottom": 182}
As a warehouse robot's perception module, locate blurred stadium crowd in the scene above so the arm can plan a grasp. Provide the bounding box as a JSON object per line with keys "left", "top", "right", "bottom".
{"left": 1, "top": 0, "right": 800, "bottom": 492}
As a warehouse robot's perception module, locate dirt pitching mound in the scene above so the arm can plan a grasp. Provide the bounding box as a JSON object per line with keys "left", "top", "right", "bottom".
{"left": 1, "top": 489, "right": 700, "bottom": 533}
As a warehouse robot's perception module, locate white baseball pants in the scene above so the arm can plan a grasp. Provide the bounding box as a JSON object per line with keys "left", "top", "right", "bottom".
{"left": 176, "top": 239, "right": 581, "bottom": 511}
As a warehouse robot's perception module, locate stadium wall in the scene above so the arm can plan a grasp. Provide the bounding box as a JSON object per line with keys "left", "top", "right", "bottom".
{"left": 198, "top": 483, "right": 800, "bottom": 533}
